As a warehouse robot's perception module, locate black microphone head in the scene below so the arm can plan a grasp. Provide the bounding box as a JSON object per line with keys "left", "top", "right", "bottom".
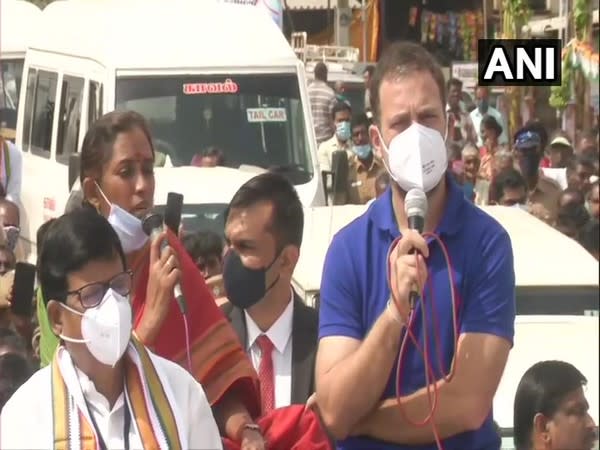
{"left": 142, "top": 213, "right": 164, "bottom": 237}
{"left": 405, "top": 189, "right": 428, "bottom": 219}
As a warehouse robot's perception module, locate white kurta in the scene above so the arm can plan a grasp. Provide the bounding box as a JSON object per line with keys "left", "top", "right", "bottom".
{"left": 0, "top": 350, "right": 223, "bottom": 450}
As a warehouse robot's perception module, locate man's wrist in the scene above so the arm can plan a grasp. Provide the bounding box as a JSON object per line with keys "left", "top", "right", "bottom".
{"left": 386, "top": 298, "right": 405, "bottom": 326}
{"left": 236, "top": 423, "right": 262, "bottom": 441}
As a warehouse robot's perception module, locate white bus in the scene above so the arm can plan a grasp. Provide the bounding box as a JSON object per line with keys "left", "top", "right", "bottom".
{"left": 17, "top": 0, "right": 325, "bottom": 260}
{"left": 0, "top": 0, "right": 42, "bottom": 139}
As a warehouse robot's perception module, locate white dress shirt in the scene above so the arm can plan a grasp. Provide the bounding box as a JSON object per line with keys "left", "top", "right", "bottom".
{"left": 469, "top": 106, "right": 509, "bottom": 146}
{"left": 0, "top": 350, "right": 223, "bottom": 450}
{"left": 245, "top": 294, "right": 294, "bottom": 408}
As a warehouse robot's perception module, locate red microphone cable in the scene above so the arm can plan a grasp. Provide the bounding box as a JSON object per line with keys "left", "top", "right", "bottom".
{"left": 386, "top": 232, "right": 460, "bottom": 450}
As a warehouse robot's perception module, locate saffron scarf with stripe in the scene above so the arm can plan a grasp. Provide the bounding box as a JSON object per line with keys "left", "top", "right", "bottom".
{"left": 51, "top": 337, "right": 183, "bottom": 450}
{"left": 132, "top": 229, "right": 260, "bottom": 416}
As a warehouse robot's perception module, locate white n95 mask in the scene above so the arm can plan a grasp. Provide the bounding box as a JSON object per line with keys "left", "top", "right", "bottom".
{"left": 378, "top": 123, "right": 447, "bottom": 193}
{"left": 60, "top": 289, "right": 132, "bottom": 367}
{"left": 96, "top": 182, "right": 148, "bottom": 253}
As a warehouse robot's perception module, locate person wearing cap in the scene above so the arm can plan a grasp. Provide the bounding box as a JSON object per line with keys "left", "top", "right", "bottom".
{"left": 541, "top": 135, "right": 574, "bottom": 190}
{"left": 0, "top": 111, "right": 23, "bottom": 204}
{"left": 513, "top": 127, "right": 561, "bottom": 224}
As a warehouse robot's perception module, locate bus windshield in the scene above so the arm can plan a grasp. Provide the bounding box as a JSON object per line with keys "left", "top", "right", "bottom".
{"left": 116, "top": 74, "right": 314, "bottom": 185}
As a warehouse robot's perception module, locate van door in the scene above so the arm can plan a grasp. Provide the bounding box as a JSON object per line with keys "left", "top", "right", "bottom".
{"left": 19, "top": 70, "right": 88, "bottom": 260}
{"left": 18, "top": 68, "right": 59, "bottom": 260}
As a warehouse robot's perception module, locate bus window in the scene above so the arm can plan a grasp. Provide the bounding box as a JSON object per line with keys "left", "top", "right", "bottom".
{"left": 56, "top": 75, "right": 84, "bottom": 163}
{"left": 88, "top": 81, "right": 102, "bottom": 127}
{"left": 21, "top": 68, "right": 37, "bottom": 152}
{"left": 30, "top": 70, "right": 58, "bottom": 158}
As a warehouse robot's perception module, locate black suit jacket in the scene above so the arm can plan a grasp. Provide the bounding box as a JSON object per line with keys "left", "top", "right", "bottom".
{"left": 221, "top": 291, "right": 318, "bottom": 405}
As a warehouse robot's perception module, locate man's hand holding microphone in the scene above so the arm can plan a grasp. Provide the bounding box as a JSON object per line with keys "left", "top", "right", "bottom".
{"left": 387, "top": 188, "right": 429, "bottom": 325}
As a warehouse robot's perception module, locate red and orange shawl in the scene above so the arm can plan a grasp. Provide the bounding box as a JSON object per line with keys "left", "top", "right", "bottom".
{"left": 131, "top": 231, "right": 260, "bottom": 417}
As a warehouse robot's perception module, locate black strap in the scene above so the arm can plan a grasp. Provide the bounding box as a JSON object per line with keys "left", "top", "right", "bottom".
{"left": 84, "top": 400, "right": 131, "bottom": 450}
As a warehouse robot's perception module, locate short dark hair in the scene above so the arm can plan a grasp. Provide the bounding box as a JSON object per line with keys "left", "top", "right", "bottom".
{"left": 370, "top": 41, "right": 445, "bottom": 125}
{"left": 575, "top": 153, "right": 598, "bottom": 172}
{"left": 36, "top": 219, "right": 57, "bottom": 262}
{"left": 491, "top": 168, "right": 526, "bottom": 201}
{"left": 514, "top": 360, "right": 587, "bottom": 449}
{"left": 446, "top": 78, "right": 463, "bottom": 91}
{"left": 203, "top": 146, "right": 225, "bottom": 165}
{"left": 351, "top": 112, "right": 370, "bottom": 130}
{"left": 226, "top": 173, "right": 304, "bottom": 250}
{"left": 182, "top": 231, "right": 223, "bottom": 261}
{"left": 38, "top": 208, "right": 126, "bottom": 305}
{"left": 556, "top": 202, "right": 590, "bottom": 230}
{"left": 80, "top": 110, "right": 154, "bottom": 184}
{"left": 314, "top": 62, "right": 328, "bottom": 82}
{"left": 331, "top": 101, "right": 352, "bottom": 120}
{"left": 363, "top": 65, "right": 375, "bottom": 77}
{"left": 559, "top": 187, "right": 585, "bottom": 206}
{"left": 481, "top": 114, "right": 503, "bottom": 137}
{"left": 0, "top": 352, "right": 33, "bottom": 411}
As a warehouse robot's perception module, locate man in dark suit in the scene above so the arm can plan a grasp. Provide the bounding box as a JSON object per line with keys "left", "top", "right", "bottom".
{"left": 220, "top": 172, "right": 318, "bottom": 413}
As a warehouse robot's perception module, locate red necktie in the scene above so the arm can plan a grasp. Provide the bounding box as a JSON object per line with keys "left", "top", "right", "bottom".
{"left": 257, "top": 335, "right": 275, "bottom": 414}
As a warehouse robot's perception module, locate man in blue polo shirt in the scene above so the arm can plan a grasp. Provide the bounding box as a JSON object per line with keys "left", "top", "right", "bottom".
{"left": 314, "top": 42, "right": 515, "bottom": 450}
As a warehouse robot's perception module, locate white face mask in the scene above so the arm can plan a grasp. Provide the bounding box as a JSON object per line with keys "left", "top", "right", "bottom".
{"left": 60, "top": 289, "right": 132, "bottom": 367}
{"left": 378, "top": 122, "right": 448, "bottom": 193}
{"left": 96, "top": 183, "right": 148, "bottom": 253}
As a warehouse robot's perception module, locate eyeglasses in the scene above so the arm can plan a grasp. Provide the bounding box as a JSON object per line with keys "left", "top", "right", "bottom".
{"left": 66, "top": 271, "right": 133, "bottom": 309}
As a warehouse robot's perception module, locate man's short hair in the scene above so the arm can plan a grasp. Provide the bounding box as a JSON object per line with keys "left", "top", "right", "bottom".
{"left": 351, "top": 113, "right": 371, "bottom": 130}
{"left": 363, "top": 65, "right": 375, "bottom": 77}
{"left": 182, "top": 231, "right": 224, "bottom": 261}
{"left": 514, "top": 360, "right": 587, "bottom": 449}
{"left": 226, "top": 173, "right": 304, "bottom": 250}
{"left": 446, "top": 78, "right": 463, "bottom": 91}
{"left": 331, "top": 101, "right": 352, "bottom": 120}
{"left": 559, "top": 187, "right": 585, "bottom": 206}
{"left": 370, "top": 42, "right": 445, "bottom": 125}
{"left": 38, "top": 208, "right": 126, "bottom": 305}
{"left": 491, "top": 168, "right": 526, "bottom": 202}
{"left": 314, "top": 62, "right": 328, "bottom": 82}
{"left": 556, "top": 202, "right": 590, "bottom": 230}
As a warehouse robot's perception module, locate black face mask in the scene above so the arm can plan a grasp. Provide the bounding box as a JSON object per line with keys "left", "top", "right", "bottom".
{"left": 222, "top": 250, "right": 280, "bottom": 309}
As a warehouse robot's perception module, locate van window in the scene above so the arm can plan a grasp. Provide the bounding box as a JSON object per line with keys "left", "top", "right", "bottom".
{"left": 30, "top": 70, "right": 58, "bottom": 157}
{"left": 88, "top": 81, "right": 102, "bottom": 127}
{"left": 56, "top": 75, "right": 84, "bottom": 162}
{"left": 21, "top": 68, "right": 37, "bottom": 152}
{"left": 116, "top": 74, "right": 313, "bottom": 186}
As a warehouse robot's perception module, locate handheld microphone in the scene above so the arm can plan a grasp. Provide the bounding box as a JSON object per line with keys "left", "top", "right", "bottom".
{"left": 404, "top": 188, "right": 428, "bottom": 309}
{"left": 142, "top": 211, "right": 187, "bottom": 315}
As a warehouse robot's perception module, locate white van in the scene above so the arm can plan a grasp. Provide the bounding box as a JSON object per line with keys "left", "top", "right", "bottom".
{"left": 0, "top": 0, "right": 42, "bottom": 138}
{"left": 293, "top": 204, "right": 599, "bottom": 447}
{"left": 17, "top": 0, "right": 325, "bottom": 261}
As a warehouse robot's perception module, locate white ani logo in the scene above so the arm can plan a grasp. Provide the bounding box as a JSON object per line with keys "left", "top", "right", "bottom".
{"left": 483, "top": 46, "right": 556, "bottom": 81}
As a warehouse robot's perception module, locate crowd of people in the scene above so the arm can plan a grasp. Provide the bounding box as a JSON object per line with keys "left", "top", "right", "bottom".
{"left": 0, "top": 40, "right": 597, "bottom": 450}
{"left": 307, "top": 61, "right": 600, "bottom": 261}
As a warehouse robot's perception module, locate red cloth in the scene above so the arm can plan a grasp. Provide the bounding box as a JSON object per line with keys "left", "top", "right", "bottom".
{"left": 131, "top": 230, "right": 260, "bottom": 416}
{"left": 257, "top": 335, "right": 275, "bottom": 414}
{"left": 223, "top": 406, "right": 333, "bottom": 450}
{"left": 540, "top": 156, "right": 551, "bottom": 168}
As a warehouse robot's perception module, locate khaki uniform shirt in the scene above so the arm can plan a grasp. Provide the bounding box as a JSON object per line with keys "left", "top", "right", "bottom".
{"left": 528, "top": 173, "right": 562, "bottom": 224}
{"left": 347, "top": 155, "right": 382, "bottom": 205}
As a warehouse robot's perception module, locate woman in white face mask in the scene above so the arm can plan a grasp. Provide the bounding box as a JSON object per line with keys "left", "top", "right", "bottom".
{"left": 0, "top": 208, "right": 223, "bottom": 449}
{"left": 35, "top": 111, "right": 264, "bottom": 449}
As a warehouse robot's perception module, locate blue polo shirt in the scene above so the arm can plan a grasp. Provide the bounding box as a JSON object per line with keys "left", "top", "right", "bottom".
{"left": 319, "top": 175, "right": 515, "bottom": 450}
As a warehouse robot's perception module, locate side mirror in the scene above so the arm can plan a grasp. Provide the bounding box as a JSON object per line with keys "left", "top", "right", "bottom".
{"left": 68, "top": 153, "right": 81, "bottom": 191}
{"left": 331, "top": 150, "right": 349, "bottom": 205}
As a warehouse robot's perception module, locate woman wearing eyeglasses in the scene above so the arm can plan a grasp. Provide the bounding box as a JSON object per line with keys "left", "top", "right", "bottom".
{"left": 1, "top": 207, "right": 223, "bottom": 449}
